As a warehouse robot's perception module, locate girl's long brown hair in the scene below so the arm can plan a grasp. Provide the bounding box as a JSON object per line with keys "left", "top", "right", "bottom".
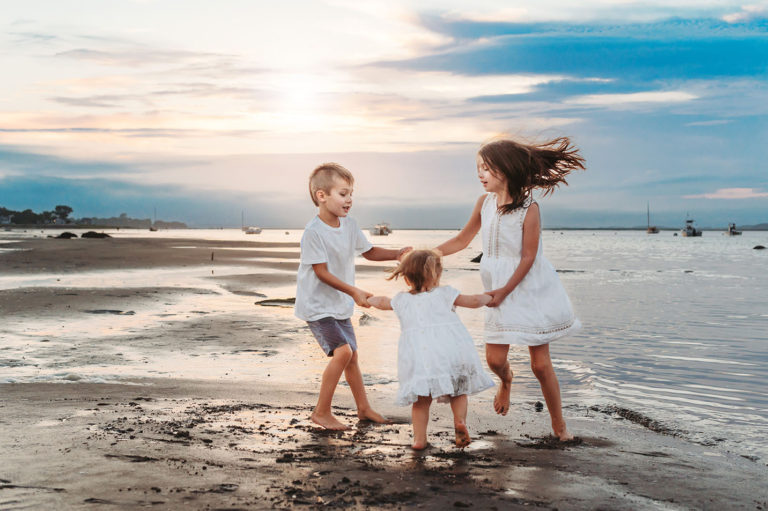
{"left": 479, "top": 137, "right": 585, "bottom": 214}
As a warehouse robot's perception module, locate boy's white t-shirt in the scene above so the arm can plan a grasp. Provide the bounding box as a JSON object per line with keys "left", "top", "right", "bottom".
{"left": 295, "top": 215, "right": 373, "bottom": 322}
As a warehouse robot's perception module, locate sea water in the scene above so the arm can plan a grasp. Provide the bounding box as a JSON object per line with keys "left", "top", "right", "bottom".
{"left": 1, "top": 227, "right": 767, "bottom": 461}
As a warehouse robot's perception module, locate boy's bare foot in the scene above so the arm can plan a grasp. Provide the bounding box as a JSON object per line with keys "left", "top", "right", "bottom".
{"left": 455, "top": 423, "right": 471, "bottom": 448}
{"left": 310, "top": 412, "right": 349, "bottom": 431}
{"left": 411, "top": 440, "right": 429, "bottom": 450}
{"left": 357, "top": 408, "right": 392, "bottom": 424}
{"left": 493, "top": 370, "right": 513, "bottom": 415}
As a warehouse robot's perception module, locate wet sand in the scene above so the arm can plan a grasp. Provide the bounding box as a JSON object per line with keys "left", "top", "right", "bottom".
{"left": 1, "top": 236, "right": 767, "bottom": 509}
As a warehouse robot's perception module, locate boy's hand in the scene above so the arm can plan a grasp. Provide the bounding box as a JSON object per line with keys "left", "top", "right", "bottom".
{"left": 397, "top": 246, "right": 413, "bottom": 261}
{"left": 352, "top": 288, "right": 373, "bottom": 307}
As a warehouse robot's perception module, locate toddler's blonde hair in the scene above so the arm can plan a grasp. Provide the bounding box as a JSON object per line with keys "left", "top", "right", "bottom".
{"left": 388, "top": 249, "right": 442, "bottom": 293}
{"left": 308, "top": 162, "right": 354, "bottom": 206}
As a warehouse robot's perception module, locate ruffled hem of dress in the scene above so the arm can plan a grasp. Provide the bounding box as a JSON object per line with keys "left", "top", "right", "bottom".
{"left": 395, "top": 374, "right": 495, "bottom": 406}
{"left": 485, "top": 318, "right": 581, "bottom": 346}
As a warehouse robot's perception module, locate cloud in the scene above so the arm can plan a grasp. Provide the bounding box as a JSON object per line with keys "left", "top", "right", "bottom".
{"left": 683, "top": 188, "right": 768, "bottom": 199}
{"left": 722, "top": 3, "right": 768, "bottom": 23}
{"left": 685, "top": 119, "right": 733, "bottom": 127}
{"left": 441, "top": 7, "right": 528, "bottom": 23}
{"left": 567, "top": 91, "right": 698, "bottom": 107}
{"left": 55, "top": 48, "right": 229, "bottom": 67}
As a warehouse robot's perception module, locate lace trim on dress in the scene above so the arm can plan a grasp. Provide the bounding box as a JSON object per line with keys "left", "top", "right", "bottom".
{"left": 486, "top": 317, "right": 576, "bottom": 335}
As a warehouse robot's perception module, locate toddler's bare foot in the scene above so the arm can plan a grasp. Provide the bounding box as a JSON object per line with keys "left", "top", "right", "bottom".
{"left": 310, "top": 412, "right": 349, "bottom": 431}
{"left": 493, "top": 370, "right": 513, "bottom": 415}
{"left": 455, "top": 423, "right": 471, "bottom": 448}
{"left": 357, "top": 408, "right": 392, "bottom": 424}
{"left": 411, "top": 440, "right": 429, "bottom": 450}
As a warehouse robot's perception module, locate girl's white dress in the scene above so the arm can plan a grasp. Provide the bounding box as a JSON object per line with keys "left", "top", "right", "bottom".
{"left": 480, "top": 193, "right": 581, "bottom": 346}
{"left": 391, "top": 286, "right": 495, "bottom": 406}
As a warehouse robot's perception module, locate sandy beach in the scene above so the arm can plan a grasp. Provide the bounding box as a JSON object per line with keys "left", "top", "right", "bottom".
{"left": 2, "top": 235, "right": 767, "bottom": 510}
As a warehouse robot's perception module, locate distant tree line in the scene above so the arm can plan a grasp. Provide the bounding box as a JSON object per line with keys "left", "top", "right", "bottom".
{"left": 0, "top": 205, "right": 187, "bottom": 228}
{"left": 0, "top": 205, "right": 73, "bottom": 224}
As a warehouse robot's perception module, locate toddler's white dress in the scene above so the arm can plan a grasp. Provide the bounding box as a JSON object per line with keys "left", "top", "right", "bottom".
{"left": 480, "top": 193, "right": 581, "bottom": 345}
{"left": 391, "top": 286, "right": 494, "bottom": 406}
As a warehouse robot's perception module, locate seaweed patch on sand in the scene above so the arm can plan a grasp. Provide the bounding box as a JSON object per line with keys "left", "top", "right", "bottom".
{"left": 589, "top": 405, "right": 682, "bottom": 436}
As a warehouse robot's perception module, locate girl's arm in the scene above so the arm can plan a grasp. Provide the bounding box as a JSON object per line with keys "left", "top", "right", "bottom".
{"left": 362, "top": 246, "right": 412, "bottom": 261}
{"left": 487, "top": 202, "right": 540, "bottom": 307}
{"left": 454, "top": 293, "right": 492, "bottom": 308}
{"left": 312, "top": 263, "right": 372, "bottom": 307}
{"left": 434, "top": 195, "right": 485, "bottom": 256}
{"left": 367, "top": 296, "right": 392, "bottom": 310}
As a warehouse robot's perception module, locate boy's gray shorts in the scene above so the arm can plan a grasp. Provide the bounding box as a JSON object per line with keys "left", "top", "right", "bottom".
{"left": 306, "top": 317, "right": 358, "bottom": 357}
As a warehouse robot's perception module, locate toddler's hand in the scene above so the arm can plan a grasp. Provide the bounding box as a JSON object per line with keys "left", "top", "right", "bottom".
{"left": 487, "top": 288, "right": 510, "bottom": 307}
{"left": 397, "top": 246, "right": 413, "bottom": 261}
{"left": 353, "top": 288, "right": 373, "bottom": 308}
{"left": 367, "top": 296, "right": 391, "bottom": 310}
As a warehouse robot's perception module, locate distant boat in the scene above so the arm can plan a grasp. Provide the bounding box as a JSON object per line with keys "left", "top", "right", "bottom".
{"left": 369, "top": 223, "right": 392, "bottom": 236}
{"left": 240, "top": 210, "right": 261, "bottom": 234}
{"left": 150, "top": 206, "right": 157, "bottom": 231}
{"left": 646, "top": 202, "right": 659, "bottom": 234}
{"left": 681, "top": 218, "right": 702, "bottom": 237}
{"left": 726, "top": 223, "right": 742, "bottom": 236}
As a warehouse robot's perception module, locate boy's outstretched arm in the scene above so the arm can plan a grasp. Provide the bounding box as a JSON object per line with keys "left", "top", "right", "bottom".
{"left": 312, "top": 263, "right": 372, "bottom": 307}
{"left": 454, "top": 293, "right": 492, "bottom": 309}
{"left": 361, "top": 246, "right": 412, "bottom": 261}
{"left": 367, "top": 296, "right": 392, "bottom": 310}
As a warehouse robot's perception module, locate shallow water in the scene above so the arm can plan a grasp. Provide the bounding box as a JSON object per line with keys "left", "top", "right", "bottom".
{"left": 2, "top": 227, "right": 767, "bottom": 461}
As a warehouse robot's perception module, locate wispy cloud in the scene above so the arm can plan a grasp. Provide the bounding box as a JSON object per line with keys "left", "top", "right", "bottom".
{"left": 55, "top": 48, "right": 228, "bottom": 67}
{"left": 684, "top": 188, "right": 768, "bottom": 199}
{"left": 722, "top": 3, "right": 768, "bottom": 23}
{"left": 567, "top": 90, "right": 698, "bottom": 107}
{"left": 685, "top": 119, "right": 733, "bottom": 127}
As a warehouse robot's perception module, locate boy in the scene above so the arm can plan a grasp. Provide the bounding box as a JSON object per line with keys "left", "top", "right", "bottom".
{"left": 295, "top": 162, "right": 410, "bottom": 430}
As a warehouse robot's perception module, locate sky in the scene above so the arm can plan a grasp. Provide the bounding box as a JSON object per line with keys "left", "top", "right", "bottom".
{"left": 1, "top": 0, "right": 767, "bottom": 228}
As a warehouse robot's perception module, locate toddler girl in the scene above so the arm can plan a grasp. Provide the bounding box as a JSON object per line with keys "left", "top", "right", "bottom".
{"left": 368, "top": 249, "right": 494, "bottom": 450}
{"left": 436, "top": 137, "right": 585, "bottom": 441}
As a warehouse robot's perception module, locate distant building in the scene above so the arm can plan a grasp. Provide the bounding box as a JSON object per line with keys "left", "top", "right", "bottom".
{"left": 0, "top": 215, "right": 10, "bottom": 225}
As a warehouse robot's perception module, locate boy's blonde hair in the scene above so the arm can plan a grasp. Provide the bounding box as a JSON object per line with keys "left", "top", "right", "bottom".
{"left": 388, "top": 249, "right": 442, "bottom": 293}
{"left": 308, "top": 162, "right": 354, "bottom": 206}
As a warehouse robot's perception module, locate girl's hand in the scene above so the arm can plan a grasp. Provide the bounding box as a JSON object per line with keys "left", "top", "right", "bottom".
{"left": 397, "top": 246, "right": 413, "bottom": 261}
{"left": 487, "top": 287, "right": 511, "bottom": 307}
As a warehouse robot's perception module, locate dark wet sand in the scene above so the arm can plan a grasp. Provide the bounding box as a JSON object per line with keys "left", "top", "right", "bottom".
{"left": 3, "top": 379, "right": 768, "bottom": 510}
{"left": 1, "top": 236, "right": 767, "bottom": 509}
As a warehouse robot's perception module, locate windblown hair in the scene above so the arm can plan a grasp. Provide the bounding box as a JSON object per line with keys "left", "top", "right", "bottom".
{"left": 308, "top": 162, "right": 354, "bottom": 206}
{"left": 479, "top": 137, "right": 585, "bottom": 214}
{"left": 388, "top": 249, "right": 442, "bottom": 293}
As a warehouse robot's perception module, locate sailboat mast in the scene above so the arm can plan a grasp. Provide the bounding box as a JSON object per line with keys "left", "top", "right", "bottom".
{"left": 647, "top": 202, "right": 650, "bottom": 228}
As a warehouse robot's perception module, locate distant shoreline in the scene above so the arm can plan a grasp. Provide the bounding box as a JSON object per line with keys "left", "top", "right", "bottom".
{"left": 3, "top": 224, "right": 768, "bottom": 232}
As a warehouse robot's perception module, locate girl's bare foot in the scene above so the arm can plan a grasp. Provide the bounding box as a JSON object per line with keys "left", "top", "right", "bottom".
{"left": 454, "top": 423, "right": 471, "bottom": 448}
{"left": 556, "top": 429, "right": 574, "bottom": 442}
{"left": 310, "top": 412, "right": 349, "bottom": 431}
{"left": 493, "top": 370, "right": 513, "bottom": 415}
{"left": 357, "top": 408, "right": 392, "bottom": 424}
{"left": 411, "top": 440, "right": 429, "bottom": 450}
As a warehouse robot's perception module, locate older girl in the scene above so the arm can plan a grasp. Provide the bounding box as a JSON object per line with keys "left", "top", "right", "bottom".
{"left": 436, "top": 137, "right": 584, "bottom": 441}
